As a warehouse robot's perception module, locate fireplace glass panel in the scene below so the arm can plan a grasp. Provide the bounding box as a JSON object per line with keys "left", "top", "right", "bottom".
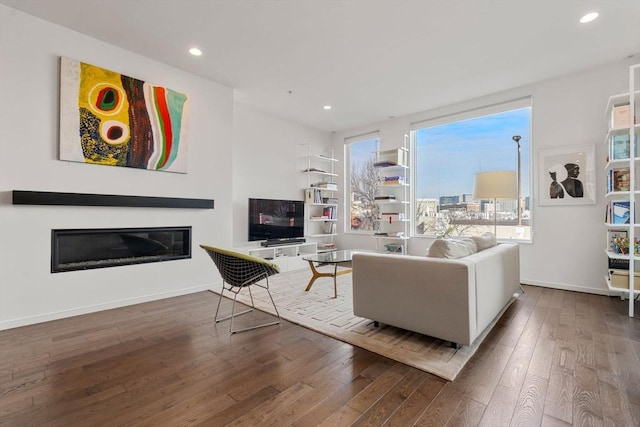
{"left": 52, "top": 227, "right": 191, "bottom": 272}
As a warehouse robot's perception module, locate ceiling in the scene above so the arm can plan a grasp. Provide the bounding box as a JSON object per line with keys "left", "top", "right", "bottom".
{"left": 2, "top": 0, "right": 639, "bottom": 133}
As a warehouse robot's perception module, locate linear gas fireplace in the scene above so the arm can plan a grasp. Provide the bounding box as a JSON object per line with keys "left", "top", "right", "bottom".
{"left": 52, "top": 226, "right": 191, "bottom": 273}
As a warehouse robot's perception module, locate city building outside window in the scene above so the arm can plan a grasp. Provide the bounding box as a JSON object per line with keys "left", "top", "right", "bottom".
{"left": 412, "top": 98, "right": 532, "bottom": 241}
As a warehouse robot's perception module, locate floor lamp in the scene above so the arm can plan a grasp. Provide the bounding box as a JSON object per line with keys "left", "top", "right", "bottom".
{"left": 473, "top": 171, "right": 518, "bottom": 236}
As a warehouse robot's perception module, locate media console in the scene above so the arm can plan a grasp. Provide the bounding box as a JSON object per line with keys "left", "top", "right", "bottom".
{"left": 242, "top": 241, "right": 317, "bottom": 272}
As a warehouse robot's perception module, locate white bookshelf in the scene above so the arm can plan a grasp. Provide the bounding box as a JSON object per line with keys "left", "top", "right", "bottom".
{"left": 604, "top": 63, "right": 640, "bottom": 317}
{"left": 301, "top": 144, "right": 338, "bottom": 252}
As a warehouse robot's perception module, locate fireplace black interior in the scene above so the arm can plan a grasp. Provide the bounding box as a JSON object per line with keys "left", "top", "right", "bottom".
{"left": 52, "top": 227, "right": 191, "bottom": 273}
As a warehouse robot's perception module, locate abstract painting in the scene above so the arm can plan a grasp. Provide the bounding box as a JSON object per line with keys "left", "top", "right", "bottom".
{"left": 60, "top": 57, "right": 188, "bottom": 173}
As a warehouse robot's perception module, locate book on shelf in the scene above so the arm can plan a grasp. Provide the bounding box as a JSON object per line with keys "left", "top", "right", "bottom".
{"left": 381, "top": 176, "right": 405, "bottom": 185}
{"left": 322, "top": 206, "right": 337, "bottom": 219}
{"left": 376, "top": 148, "right": 407, "bottom": 167}
{"left": 305, "top": 188, "right": 323, "bottom": 204}
{"left": 613, "top": 168, "right": 631, "bottom": 191}
{"left": 612, "top": 201, "right": 631, "bottom": 224}
{"left": 605, "top": 200, "right": 633, "bottom": 223}
{"left": 374, "top": 161, "right": 398, "bottom": 167}
{"left": 608, "top": 257, "right": 640, "bottom": 271}
{"left": 322, "top": 222, "right": 336, "bottom": 234}
{"left": 611, "top": 103, "right": 632, "bottom": 129}
{"left": 312, "top": 181, "right": 337, "bottom": 190}
{"left": 611, "top": 134, "right": 637, "bottom": 160}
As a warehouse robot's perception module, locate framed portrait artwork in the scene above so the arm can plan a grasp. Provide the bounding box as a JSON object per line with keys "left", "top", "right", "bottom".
{"left": 538, "top": 144, "right": 596, "bottom": 206}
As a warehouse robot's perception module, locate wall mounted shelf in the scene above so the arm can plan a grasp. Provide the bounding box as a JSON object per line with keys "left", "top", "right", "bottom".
{"left": 12, "top": 191, "right": 214, "bottom": 209}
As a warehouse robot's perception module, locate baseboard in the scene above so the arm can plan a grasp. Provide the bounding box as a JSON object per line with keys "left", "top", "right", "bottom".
{"left": 521, "top": 279, "right": 614, "bottom": 296}
{"left": 0, "top": 283, "right": 216, "bottom": 331}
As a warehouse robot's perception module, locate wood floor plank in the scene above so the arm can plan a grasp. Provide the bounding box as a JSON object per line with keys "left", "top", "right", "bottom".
{"left": 0, "top": 283, "right": 638, "bottom": 427}
{"left": 346, "top": 362, "right": 410, "bottom": 414}
{"left": 291, "top": 375, "right": 372, "bottom": 427}
{"left": 510, "top": 373, "right": 548, "bottom": 426}
{"left": 351, "top": 368, "right": 426, "bottom": 426}
{"left": 445, "top": 397, "right": 486, "bottom": 427}
{"left": 572, "top": 365, "right": 603, "bottom": 426}
{"left": 477, "top": 342, "right": 534, "bottom": 427}
{"left": 381, "top": 374, "right": 446, "bottom": 426}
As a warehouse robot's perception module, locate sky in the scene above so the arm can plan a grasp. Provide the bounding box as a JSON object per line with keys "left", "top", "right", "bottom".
{"left": 414, "top": 107, "right": 531, "bottom": 200}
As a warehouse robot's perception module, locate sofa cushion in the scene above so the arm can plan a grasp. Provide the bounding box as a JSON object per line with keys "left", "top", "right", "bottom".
{"left": 427, "top": 238, "right": 477, "bottom": 259}
{"left": 470, "top": 232, "right": 497, "bottom": 251}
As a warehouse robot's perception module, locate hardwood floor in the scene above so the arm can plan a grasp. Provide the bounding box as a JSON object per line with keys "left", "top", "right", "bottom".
{"left": 0, "top": 285, "right": 638, "bottom": 426}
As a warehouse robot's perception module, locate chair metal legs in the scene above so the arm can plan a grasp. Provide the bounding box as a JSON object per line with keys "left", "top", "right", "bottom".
{"left": 214, "top": 276, "right": 281, "bottom": 334}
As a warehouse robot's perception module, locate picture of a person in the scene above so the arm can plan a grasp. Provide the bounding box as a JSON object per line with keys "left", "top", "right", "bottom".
{"left": 549, "top": 171, "right": 564, "bottom": 198}
{"left": 561, "top": 163, "right": 584, "bottom": 198}
{"left": 548, "top": 164, "right": 566, "bottom": 199}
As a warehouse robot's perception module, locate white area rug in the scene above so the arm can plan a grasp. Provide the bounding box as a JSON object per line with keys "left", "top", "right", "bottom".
{"left": 217, "top": 265, "right": 515, "bottom": 381}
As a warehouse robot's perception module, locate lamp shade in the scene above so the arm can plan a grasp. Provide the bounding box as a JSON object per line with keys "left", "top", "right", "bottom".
{"left": 473, "top": 171, "right": 518, "bottom": 200}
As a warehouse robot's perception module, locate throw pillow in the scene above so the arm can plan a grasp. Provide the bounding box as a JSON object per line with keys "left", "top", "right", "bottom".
{"left": 427, "top": 238, "right": 477, "bottom": 259}
{"left": 470, "top": 232, "right": 497, "bottom": 251}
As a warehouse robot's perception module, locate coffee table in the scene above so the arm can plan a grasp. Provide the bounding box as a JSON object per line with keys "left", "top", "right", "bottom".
{"left": 302, "top": 250, "right": 354, "bottom": 298}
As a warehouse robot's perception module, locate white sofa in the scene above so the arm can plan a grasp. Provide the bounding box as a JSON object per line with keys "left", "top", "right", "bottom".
{"left": 352, "top": 242, "right": 520, "bottom": 347}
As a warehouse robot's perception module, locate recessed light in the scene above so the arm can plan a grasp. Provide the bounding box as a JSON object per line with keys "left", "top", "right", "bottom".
{"left": 580, "top": 12, "right": 599, "bottom": 23}
{"left": 323, "top": 105, "right": 332, "bottom": 110}
{"left": 189, "top": 47, "right": 202, "bottom": 56}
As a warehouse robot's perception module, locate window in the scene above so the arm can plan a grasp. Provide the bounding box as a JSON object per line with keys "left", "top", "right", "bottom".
{"left": 345, "top": 133, "right": 380, "bottom": 233}
{"left": 412, "top": 98, "right": 532, "bottom": 241}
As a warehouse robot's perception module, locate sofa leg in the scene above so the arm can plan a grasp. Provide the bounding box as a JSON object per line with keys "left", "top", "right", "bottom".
{"left": 373, "top": 321, "right": 379, "bottom": 327}
{"left": 450, "top": 342, "right": 461, "bottom": 350}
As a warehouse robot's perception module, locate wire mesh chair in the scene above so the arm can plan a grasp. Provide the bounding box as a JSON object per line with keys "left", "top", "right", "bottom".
{"left": 200, "top": 245, "right": 281, "bottom": 333}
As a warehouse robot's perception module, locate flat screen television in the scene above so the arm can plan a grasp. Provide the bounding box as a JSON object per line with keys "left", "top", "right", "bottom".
{"left": 248, "top": 198, "right": 305, "bottom": 242}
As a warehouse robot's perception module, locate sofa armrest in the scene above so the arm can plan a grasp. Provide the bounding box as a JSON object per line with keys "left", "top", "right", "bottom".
{"left": 352, "top": 252, "right": 476, "bottom": 345}
{"left": 467, "top": 243, "right": 520, "bottom": 332}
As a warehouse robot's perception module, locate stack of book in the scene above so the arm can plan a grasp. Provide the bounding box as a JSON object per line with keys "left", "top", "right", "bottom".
{"left": 381, "top": 176, "right": 404, "bottom": 185}
{"left": 312, "top": 182, "right": 337, "bottom": 190}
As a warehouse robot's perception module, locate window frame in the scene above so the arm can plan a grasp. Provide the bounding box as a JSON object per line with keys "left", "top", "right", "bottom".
{"left": 410, "top": 97, "right": 533, "bottom": 242}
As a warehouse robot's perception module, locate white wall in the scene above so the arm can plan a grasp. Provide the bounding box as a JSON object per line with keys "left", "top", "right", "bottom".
{"left": 334, "top": 56, "right": 639, "bottom": 295}
{"left": 0, "top": 5, "right": 234, "bottom": 329}
{"left": 232, "top": 104, "right": 331, "bottom": 248}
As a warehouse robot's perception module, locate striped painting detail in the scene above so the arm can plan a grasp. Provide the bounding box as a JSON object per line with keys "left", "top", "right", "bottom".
{"left": 60, "top": 57, "right": 189, "bottom": 173}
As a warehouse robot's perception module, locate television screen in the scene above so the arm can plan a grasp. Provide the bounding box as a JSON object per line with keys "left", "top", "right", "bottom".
{"left": 248, "top": 198, "right": 304, "bottom": 241}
